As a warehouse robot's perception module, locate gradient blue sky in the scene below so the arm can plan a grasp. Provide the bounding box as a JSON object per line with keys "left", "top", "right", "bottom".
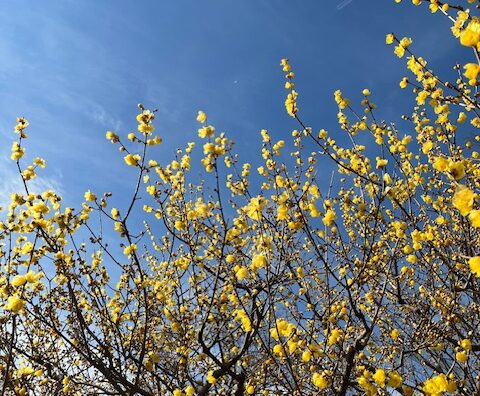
{"left": 0, "top": 1, "right": 470, "bottom": 209}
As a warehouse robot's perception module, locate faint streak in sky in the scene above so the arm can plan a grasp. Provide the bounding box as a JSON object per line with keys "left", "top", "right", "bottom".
{"left": 337, "top": 0, "right": 353, "bottom": 10}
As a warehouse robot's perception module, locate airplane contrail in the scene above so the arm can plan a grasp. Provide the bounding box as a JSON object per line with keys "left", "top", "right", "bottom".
{"left": 337, "top": 0, "right": 354, "bottom": 10}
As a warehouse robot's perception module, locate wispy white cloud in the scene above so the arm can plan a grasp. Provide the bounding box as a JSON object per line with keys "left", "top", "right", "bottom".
{"left": 337, "top": 0, "right": 354, "bottom": 11}
{"left": 0, "top": 157, "right": 64, "bottom": 209}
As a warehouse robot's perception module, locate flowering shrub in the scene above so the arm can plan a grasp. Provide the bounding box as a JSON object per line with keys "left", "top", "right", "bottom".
{"left": 1, "top": 1, "right": 480, "bottom": 395}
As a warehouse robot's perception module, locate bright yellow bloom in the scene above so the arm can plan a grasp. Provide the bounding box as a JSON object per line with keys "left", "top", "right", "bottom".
{"left": 433, "top": 157, "right": 448, "bottom": 172}
{"left": 323, "top": 209, "right": 336, "bottom": 227}
{"left": 448, "top": 160, "right": 465, "bottom": 180}
{"left": 327, "top": 328, "right": 343, "bottom": 345}
{"left": 123, "top": 244, "right": 137, "bottom": 255}
{"left": 5, "top": 294, "right": 25, "bottom": 313}
{"left": 464, "top": 63, "right": 480, "bottom": 84}
{"left": 196, "top": 111, "right": 207, "bottom": 123}
{"left": 386, "top": 33, "right": 395, "bottom": 44}
{"left": 312, "top": 372, "right": 329, "bottom": 389}
{"left": 302, "top": 350, "right": 311, "bottom": 362}
{"left": 207, "top": 371, "right": 217, "bottom": 385}
{"left": 251, "top": 254, "right": 267, "bottom": 271}
{"left": 452, "top": 186, "right": 475, "bottom": 216}
{"left": 388, "top": 371, "right": 403, "bottom": 388}
{"left": 456, "top": 351, "right": 468, "bottom": 362}
{"left": 469, "top": 210, "right": 480, "bottom": 227}
{"left": 423, "top": 374, "right": 456, "bottom": 395}
{"left": 460, "top": 18, "right": 480, "bottom": 47}
{"left": 11, "top": 275, "right": 27, "bottom": 287}
{"left": 138, "top": 123, "right": 154, "bottom": 134}
{"left": 106, "top": 130, "right": 119, "bottom": 142}
{"left": 245, "top": 196, "right": 268, "bottom": 221}
{"left": 124, "top": 154, "right": 140, "bottom": 166}
{"left": 84, "top": 190, "right": 96, "bottom": 202}
{"left": 373, "top": 369, "right": 386, "bottom": 387}
{"left": 235, "top": 266, "right": 249, "bottom": 281}
{"left": 422, "top": 141, "right": 433, "bottom": 154}
{"left": 376, "top": 157, "right": 388, "bottom": 168}
{"left": 469, "top": 256, "right": 480, "bottom": 277}
{"left": 460, "top": 339, "right": 472, "bottom": 351}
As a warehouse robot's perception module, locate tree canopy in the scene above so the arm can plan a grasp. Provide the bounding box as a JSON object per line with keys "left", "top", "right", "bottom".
{"left": 2, "top": 1, "right": 480, "bottom": 395}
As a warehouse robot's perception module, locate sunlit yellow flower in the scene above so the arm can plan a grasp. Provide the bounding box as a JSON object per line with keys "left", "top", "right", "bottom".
{"left": 469, "top": 256, "right": 480, "bottom": 277}
{"left": 124, "top": 154, "right": 140, "bottom": 166}
{"left": 5, "top": 294, "right": 25, "bottom": 313}
{"left": 373, "top": 369, "right": 386, "bottom": 387}
{"left": 323, "top": 209, "right": 336, "bottom": 227}
{"left": 196, "top": 111, "right": 207, "bottom": 123}
{"left": 460, "top": 18, "right": 480, "bottom": 47}
{"left": 452, "top": 185, "right": 475, "bottom": 216}
{"left": 448, "top": 160, "right": 465, "bottom": 180}
{"left": 432, "top": 157, "right": 448, "bottom": 172}
{"left": 84, "top": 190, "right": 96, "bottom": 201}
{"left": 312, "top": 372, "right": 329, "bottom": 389}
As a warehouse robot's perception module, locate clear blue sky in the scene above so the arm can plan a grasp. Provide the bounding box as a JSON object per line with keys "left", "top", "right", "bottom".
{"left": 0, "top": 0, "right": 469, "bottom": 209}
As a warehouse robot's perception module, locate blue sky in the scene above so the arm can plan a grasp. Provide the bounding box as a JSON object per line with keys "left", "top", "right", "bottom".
{"left": 0, "top": 0, "right": 470, "bottom": 210}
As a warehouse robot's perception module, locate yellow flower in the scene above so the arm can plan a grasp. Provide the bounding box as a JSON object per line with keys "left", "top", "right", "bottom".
{"left": 390, "top": 328, "right": 400, "bottom": 341}
{"left": 432, "top": 157, "right": 448, "bottom": 172}
{"left": 422, "top": 141, "right": 433, "bottom": 154}
{"left": 84, "top": 190, "right": 96, "bottom": 202}
{"left": 123, "top": 244, "right": 137, "bottom": 255}
{"left": 469, "top": 256, "right": 480, "bottom": 277}
{"left": 457, "top": 112, "right": 467, "bottom": 124}
{"left": 302, "top": 350, "right": 312, "bottom": 362}
{"left": 373, "top": 368, "right": 386, "bottom": 387}
{"left": 464, "top": 63, "right": 480, "bottom": 83}
{"left": 460, "top": 339, "right": 472, "bottom": 351}
{"left": 386, "top": 33, "right": 395, "bottom": 44}
{"left": 124, "top": 154, "right": 140, "bottom": 166}
{"left": 469, "top": 210, "right": 480, "bottom": 227}
{"left": 251, "top": 254, "right": 267, "bottom": 271}
{"left": 323, "top": 209, "right": 336, "bottom": 227}
{"left": 452, "top": 185, "right": 475, "bottom": 216}
{"left": 245, "top": 196, "right": 268, "bottom": 221}
{"left": 423, "top": 374, "right": 456, "bottom": 395}
{"left": 11, "top": 275, "right": 27, "bottom": 287}
{"left": 235, "top": 266, "right": 249, "bottom": 281}
{"left": 106, "top": 130, "right": 119, "bottom": 142}
{"left": 388, "top": 371, "right": 403, "bottom": 388}
{"left": 11, "top": 142, "right": 25, "bottom": 161}
{"left": 394, "top": 45, "right": 405, "bottom": 58}
{"left": 5, "top": 294, "right": 25, "bottom": 313}
{"left": 138, "top": 123, "right": 154, "bottom": 134}
{"left": 327, "top": 328, "right": 343, "bottom": 345}
{"left": 312, "top": 372, "right": 329, "bottom": 389}
{"left": 448, "top": 160, "right": 465, "bottom": 180}
{"left": 198, "top": 126, "right": 215, "bottom": 138}
{"left": 460, "top": 18, "right": 480, "bottom": 47}
{"left": 456, "top": 351, "right": 468, "bottom": 362}
{"left": 376, "top": 157, "right": 388, "bottom": 168}
{"left": 196, "top": 111, "right": 207, "bottom": 123}
{"left": 207, "top": 371, "right": 217, "bottom": 385}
